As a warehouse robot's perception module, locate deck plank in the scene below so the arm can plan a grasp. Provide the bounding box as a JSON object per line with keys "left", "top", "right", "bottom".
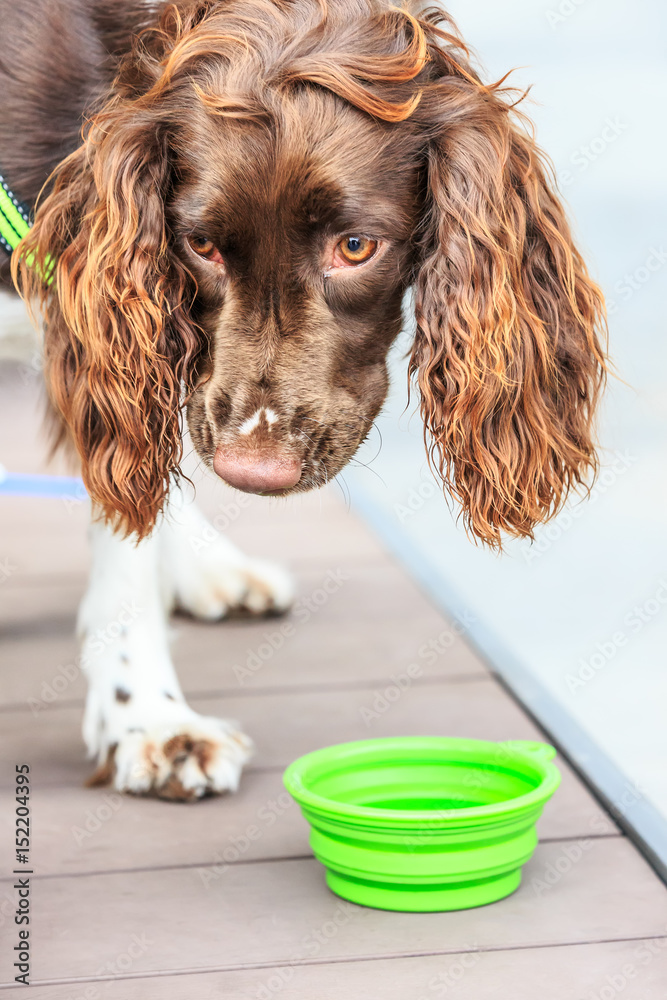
{"left": 2, "top": 840, "right": 666, "bottom": 985}
{"left": 10, "top": 939, "right": 667, "bottom": 999}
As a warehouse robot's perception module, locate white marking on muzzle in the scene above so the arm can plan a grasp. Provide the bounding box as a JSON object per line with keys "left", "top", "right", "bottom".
{"left": 238, "top": 407, "right": 279, "bottom": 436}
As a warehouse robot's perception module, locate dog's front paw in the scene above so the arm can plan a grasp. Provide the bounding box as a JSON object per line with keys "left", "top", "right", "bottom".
{"left": 162, "top": 508, "right": 294, "bottom": 621}
{"left": 238, "top": 557, "right": 295, "bottom": 614}
{"left": 88, "top": 711, "right": 253, "bottom": 802}
{"left": 172, "top": 552, "right": 294, "bottom": 621}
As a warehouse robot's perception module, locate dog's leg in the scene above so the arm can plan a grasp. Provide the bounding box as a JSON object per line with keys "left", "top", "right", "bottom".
{"left": 159, "top": 482, "right": 294, "bottom": 620}
{"left": 79, "top": 485, "right": 291, "bottom": 800}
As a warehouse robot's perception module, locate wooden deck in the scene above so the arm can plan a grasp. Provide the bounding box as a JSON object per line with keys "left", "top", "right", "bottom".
{"left": 1, "top": 359, "right": 667, "bottom": 998}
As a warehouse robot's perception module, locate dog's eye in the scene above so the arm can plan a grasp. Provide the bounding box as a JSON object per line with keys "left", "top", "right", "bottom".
{"left": 187, "top": 236, "right": 224, "bottom": 264}
{"left": 335, "top": 235, "right": 378, "bottom": 266}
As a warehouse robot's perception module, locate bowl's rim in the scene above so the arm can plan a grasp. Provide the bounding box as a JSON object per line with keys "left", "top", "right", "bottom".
{"left": 283, "top": 736, "right": 561, "bottom": 825}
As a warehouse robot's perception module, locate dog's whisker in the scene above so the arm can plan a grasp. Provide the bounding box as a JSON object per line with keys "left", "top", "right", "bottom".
{"left": 334, "top": 472, "right": 353, "bottom": 513}
{"left": 347, "top": 456, "right": 388, "bottom": 491}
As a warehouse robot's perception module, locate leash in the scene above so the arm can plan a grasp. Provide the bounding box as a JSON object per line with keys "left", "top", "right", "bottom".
{"left": 0, "top": 465, "right": 86, "bottom": 500}
{"left": 0, "top": 171, "right": 32, "bottom": 255}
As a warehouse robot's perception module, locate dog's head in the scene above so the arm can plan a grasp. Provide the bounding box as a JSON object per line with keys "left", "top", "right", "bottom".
{"left": 16, "top": 0, "right": 607, "bottom": 545}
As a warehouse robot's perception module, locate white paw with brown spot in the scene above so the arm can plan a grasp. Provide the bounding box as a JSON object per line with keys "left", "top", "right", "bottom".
{"left": 88, "top": 711, "right": 253, "bottom": 801}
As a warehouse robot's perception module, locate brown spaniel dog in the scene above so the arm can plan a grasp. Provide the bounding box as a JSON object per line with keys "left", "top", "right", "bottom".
{"left": 3, "top": 0, "right": 606, "bottom": 798}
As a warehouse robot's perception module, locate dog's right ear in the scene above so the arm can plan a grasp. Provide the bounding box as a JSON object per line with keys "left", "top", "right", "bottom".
{"left": 13, "top": 102, "right": 201, "bottom": 540}
{"left": 409, "top": 16, "right": 608, "bottom": 548}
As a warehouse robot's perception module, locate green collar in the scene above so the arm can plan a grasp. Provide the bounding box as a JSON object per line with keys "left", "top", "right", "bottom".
{"left": 0, "top": 172, "right": 32, "bottom": 255}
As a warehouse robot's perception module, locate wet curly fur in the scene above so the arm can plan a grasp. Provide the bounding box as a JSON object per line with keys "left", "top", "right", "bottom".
{"left": 9, "top": 0, "right": 607, "bottom": 546}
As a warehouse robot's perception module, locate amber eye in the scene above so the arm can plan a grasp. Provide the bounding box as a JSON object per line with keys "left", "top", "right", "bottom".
{"left": 187, "top": 235, "right": 223, "bottom": 263}
{"left": 335, "top": 235, "right": 378, "bottom": 265}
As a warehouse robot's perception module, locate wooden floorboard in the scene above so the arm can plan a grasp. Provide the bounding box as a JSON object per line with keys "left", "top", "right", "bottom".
{"left": 3, "top": 842, "right": 667, "bottom": 985}
{"left": 7, "top": 939, "right": 667, "bottom": 1000}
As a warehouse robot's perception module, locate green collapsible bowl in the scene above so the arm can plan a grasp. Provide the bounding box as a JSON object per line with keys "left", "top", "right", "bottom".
{"left": 283, "top": 736, "right": 560, "bottom": 912}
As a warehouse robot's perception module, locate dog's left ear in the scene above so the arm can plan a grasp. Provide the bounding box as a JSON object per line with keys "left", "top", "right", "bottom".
{"left": 410, "top": 41, "right": 608, "bottom": 547}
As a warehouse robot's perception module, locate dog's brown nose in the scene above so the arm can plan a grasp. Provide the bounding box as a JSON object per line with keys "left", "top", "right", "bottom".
{"left": 213, "top": 447, "right": 302, "bottom": 494}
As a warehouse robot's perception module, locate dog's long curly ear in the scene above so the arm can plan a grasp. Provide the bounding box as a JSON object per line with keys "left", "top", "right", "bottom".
{"left": 411, "top": 23, "right": 608, "bottom": 548}
{"left": 13, "top": 102, "right": 200, "bottom": 539}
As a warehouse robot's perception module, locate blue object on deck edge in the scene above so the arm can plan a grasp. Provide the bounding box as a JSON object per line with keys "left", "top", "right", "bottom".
{"left": 0, "top": 466, "right": 86, "bottom": 499}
